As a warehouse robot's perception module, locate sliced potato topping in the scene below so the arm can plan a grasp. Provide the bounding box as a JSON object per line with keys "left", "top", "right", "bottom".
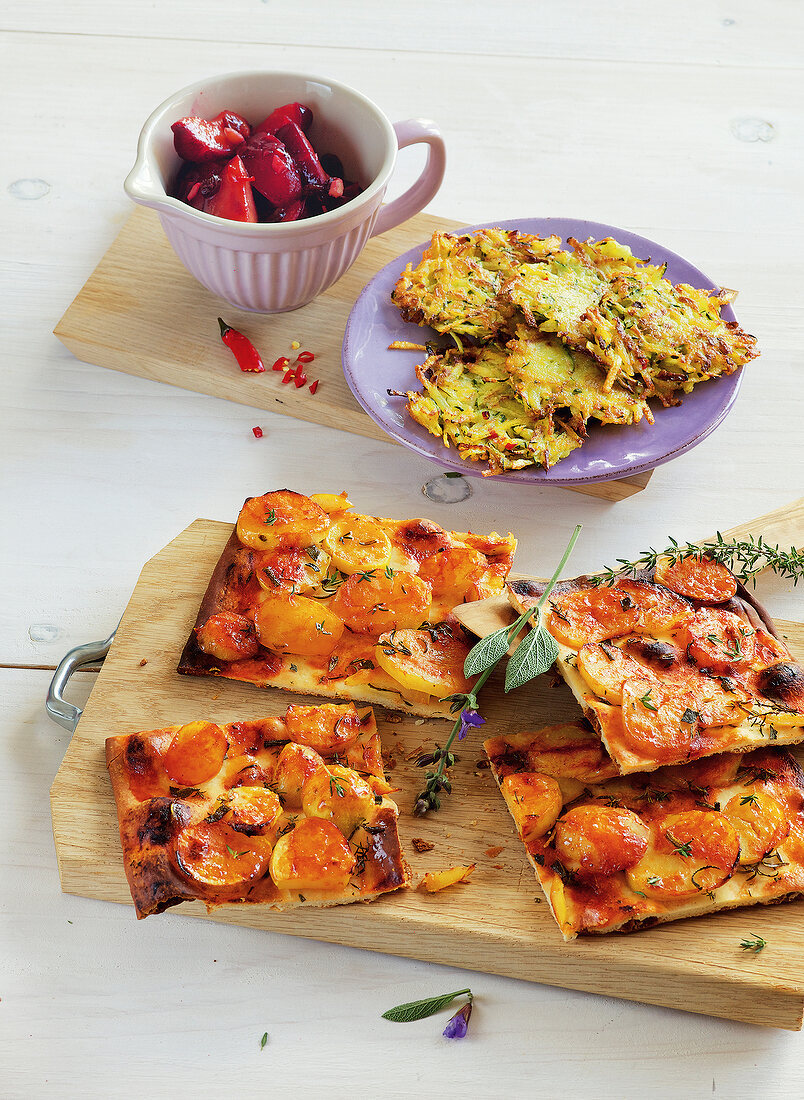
{"left": 323, "top": 515, "right": 392, "bottom": 574}
{"left": 268, "top": 818, "right": 355, "bottom": 892}
{"left": 374, "top": 626, "right": 473, "bottom": 697}
{"left": 301, "top": 764, "right": 375, "bottom": 835}
{"left": 577, "top": 641, "right": 647, "bottom": 704}
{"left": 680, "top": 608, "right": 756, "bottom": 673}
{"left": 329, "top": 570, "right": 431, "bottom": 634}
{"left": 175, "top": 822, "right": 273, "bottom": 888}
{"left": 254, "top": 546, "right": 331, "bottom": 594}
{"left": 236, "top": 490, "right": 329, "bottom": 552}
{"left": 284, "top": 704, "right": 361, "bottom": 754}
{"left": 225, "top": 787, "right": 283, "bottom": 837}
{"left": 501, "top": 772, "right": 563, "bottom": 845}
{"left": 548, "top": 586, "right": 641, "bottom": 647}
{"left": 553, "top": 805, "right": 649, "bottom": 877}
{"left": 416, "top": 543, "right": 487, "bottom": 602}
{"left": 254, "top": 594, "right": 344, "bottom": 657}
{"left": 625, "top": 810, "right": 740, "bottom": 899}
{"left": 310, "top": 491, "right": 352, "bottom": 514}
{"left": 686, "top": 675, "right": 750, "bottom": 728}
{"left": 272, "top": 742, "right": 328, "bottom": 810}
{"left": 654, "top": 553, "right": 737, "bottom": 604}
{"left": 196, "top": 612, "right": 259, "bottom": 663}
{"left": 721, "top": 792, "right": 790, "bottom": 864}
{"left": 615, "top": 579, "right": 694, "bottom": 635}
{"left": 162, "top": 722, "right": 228, "bottom": 786}
{"left": 620, "top": 678, "right": 696, "bottom": 763}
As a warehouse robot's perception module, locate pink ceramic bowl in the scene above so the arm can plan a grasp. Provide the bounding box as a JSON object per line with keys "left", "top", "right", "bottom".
{"left": 124, "top": 71, "right": 446, "bottom": 312}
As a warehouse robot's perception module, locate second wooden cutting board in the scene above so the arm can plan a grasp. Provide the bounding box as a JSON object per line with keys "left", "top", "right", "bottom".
{"left": 50, "top": 499, "right": 804, "bottom": 1030}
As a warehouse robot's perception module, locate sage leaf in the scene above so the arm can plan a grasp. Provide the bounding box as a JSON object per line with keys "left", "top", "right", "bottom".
{"left": 504, "top": 626, "right": 559, "bottom": 692}
{"left": 464, "top": 625, "right": 511, "bottom": 677}
{"left": 381, "top": 988, "right": 472, "bottom": 1023}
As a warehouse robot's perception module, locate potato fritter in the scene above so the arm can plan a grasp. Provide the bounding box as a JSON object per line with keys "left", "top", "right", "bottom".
{"left": 399, "top": 344, "right": 581, "bottom": 476}
{"left": 390, "top": 228, "right": 758, "bottom": 474}
{"left": 391, "top": 227, "right": 561, "bottom": 342}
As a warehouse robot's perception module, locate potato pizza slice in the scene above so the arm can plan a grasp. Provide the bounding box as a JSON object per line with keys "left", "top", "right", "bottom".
{"left": 507, "top": 554, "right": 804, "bottom": 773}
{"left": 106, "top": 704, "right": 409, "bottom": 919}
{"left": 178, "top": 490, "right": 516, "bottom": 718}
{"left": 484, "top": 725, "right": 804, "bottom": 939}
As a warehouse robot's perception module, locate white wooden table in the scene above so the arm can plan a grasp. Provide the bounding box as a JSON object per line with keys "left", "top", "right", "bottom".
{"left": 3, "top": 3, "right": 803, "bottom": 1095}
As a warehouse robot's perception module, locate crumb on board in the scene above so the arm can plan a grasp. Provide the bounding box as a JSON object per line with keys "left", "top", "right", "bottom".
{"left": 476, "top": 759, "right": 490, "bottom": 769}
{"left": 485, "top": 845, "right": 504, "bottom": 858}
{"left": 418, "top": 864, "right": 476, "bottom": 892}
{"left": 415, "top": 718, "right": 425, "bottom": 726}
{"left": 138, "top": 658, "right": 148, "bottom": 667}
{"left": 385, "top": 714, "right": 403, "bottom": 724}
{"left": 411, "top": 837, "right": 435, "bottom": 853}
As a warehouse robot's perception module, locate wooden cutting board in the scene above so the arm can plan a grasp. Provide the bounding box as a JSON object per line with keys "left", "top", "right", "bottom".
{"left": 50, "top": 504, "right": 804, "bottom": 1030}
{"left": 53, "top": 207, "right": 650, "bottom": 502}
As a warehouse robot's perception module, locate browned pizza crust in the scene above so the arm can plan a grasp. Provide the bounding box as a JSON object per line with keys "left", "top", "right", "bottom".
{"left": 178, "top": 492, "right": 517, "bottom": 717}
{"left": 507, "top": 563, "right": 804, "bottom": 773}
{"left": 106, "top": 707, "right": 410, "bottom": 919}
{"left": 484, "top": 728, "right": 804, "bottom": 938}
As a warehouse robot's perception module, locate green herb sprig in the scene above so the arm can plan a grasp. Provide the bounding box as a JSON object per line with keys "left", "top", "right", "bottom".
{"left": 381, "top": 988, "right": 472, "bottom": 1023}
{"left": 413, "top": 525, "right": 581, "bottom": 815}
{"left": 739, "top": 933, "right": 767, "bottom": 954}
{"left": 591, "top": 533, "right": 803, "bottom": 587}
{"left": 466, "top": 524, "right": 583, "bottom": 692}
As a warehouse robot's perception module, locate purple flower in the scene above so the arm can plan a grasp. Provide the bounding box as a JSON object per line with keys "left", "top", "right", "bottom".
{"left": 443, "top": 999, "right": 473, "bottom": 1039}
{"left": 458, "top": 707, "right": 485, "bottom": 741}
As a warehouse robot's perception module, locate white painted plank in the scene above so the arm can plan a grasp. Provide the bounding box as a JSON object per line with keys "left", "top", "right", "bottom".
{"left": 3, "top": 0, "right": 804, "bottom": 68}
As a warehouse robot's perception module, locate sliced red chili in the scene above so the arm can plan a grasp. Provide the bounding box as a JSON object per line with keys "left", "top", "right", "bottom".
{"left": 252, "top": 426, "right": 263, "bottom": 438}
{"left": 295, "top": 351, "right": 315, "bottom": 364}
{"left": 272, "top": 356, "right": 290, "bottom": 372}
{"left": 293, "top": 372, "right": 307, "bottom": 388}
{"left": 217, "top": 318, "right": 265, "bottom": 373}
{"left": 281, "top": 370, "right": 296, "bottom": 384}
{"left": 308, "top": 379, "right": 319, "bottom": 395}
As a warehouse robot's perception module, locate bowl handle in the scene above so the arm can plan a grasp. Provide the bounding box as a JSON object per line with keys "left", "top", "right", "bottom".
{"left": 370, "top": 119, "right": 446, "bottom": 238}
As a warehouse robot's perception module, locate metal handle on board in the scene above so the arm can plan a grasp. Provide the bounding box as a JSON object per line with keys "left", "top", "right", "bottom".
{"left": 45, "top": 628, "right": 117, "bottom": 732}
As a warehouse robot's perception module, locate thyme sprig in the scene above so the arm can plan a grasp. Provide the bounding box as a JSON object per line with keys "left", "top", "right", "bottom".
{"left": 413, "top": 525, "right": 582, "bottom": 815}
{"left": 739, "top": 933, "right": 767, "bottom": 954}
{"left": 590, "top": 533, "right": 804, "bottom": 587}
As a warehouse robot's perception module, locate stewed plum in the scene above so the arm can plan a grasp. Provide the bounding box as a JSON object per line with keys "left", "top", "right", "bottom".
{"left": 170, "top": 101, "right": 363, "bottom": 223}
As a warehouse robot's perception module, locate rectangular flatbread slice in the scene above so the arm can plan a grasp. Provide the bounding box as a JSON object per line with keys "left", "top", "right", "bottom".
{"left": 178, "top": 489, "right": 516, "bottom": 718}
{"left": 106, "top": 703, "right": 409, "bottom": 918}
{"left": 484, "top": 721, "right": 804, "bottom": 939}
{"left": 507, "top": 553, "right": 804, "bottom": 773}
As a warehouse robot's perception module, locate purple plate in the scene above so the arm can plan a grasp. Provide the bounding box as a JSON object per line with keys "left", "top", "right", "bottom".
{"left": 342, "top": 217, "right": 746, "bottom": 485}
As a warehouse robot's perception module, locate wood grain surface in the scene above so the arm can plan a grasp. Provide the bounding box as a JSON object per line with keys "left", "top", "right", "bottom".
{"left": 53, "top": 206, "right": 651, "bottom": 502}
{"left": 51, "top": 511, "right": 804, "bottom": 1030}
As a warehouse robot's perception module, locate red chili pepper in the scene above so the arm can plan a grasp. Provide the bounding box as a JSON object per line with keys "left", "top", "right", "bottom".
{"left": 294, "top": 372, "right": 307, "bottom": 388}
{"left": 272, "top": 356, "right": 290, "bottom": 372}
{"left": 308, "top": 379, "right": 319, "bottom": 395}
{"left": 295, "top": 351, "right": 315, "bottom": 364}
{"left": 218, "top": 318, "right": 265, "bottom": 372}
{"left": 252, "top": 426, "right": 263, "bottom": 438}
{"left": 281, "top": 370, "right": 296, "bottom": 384}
